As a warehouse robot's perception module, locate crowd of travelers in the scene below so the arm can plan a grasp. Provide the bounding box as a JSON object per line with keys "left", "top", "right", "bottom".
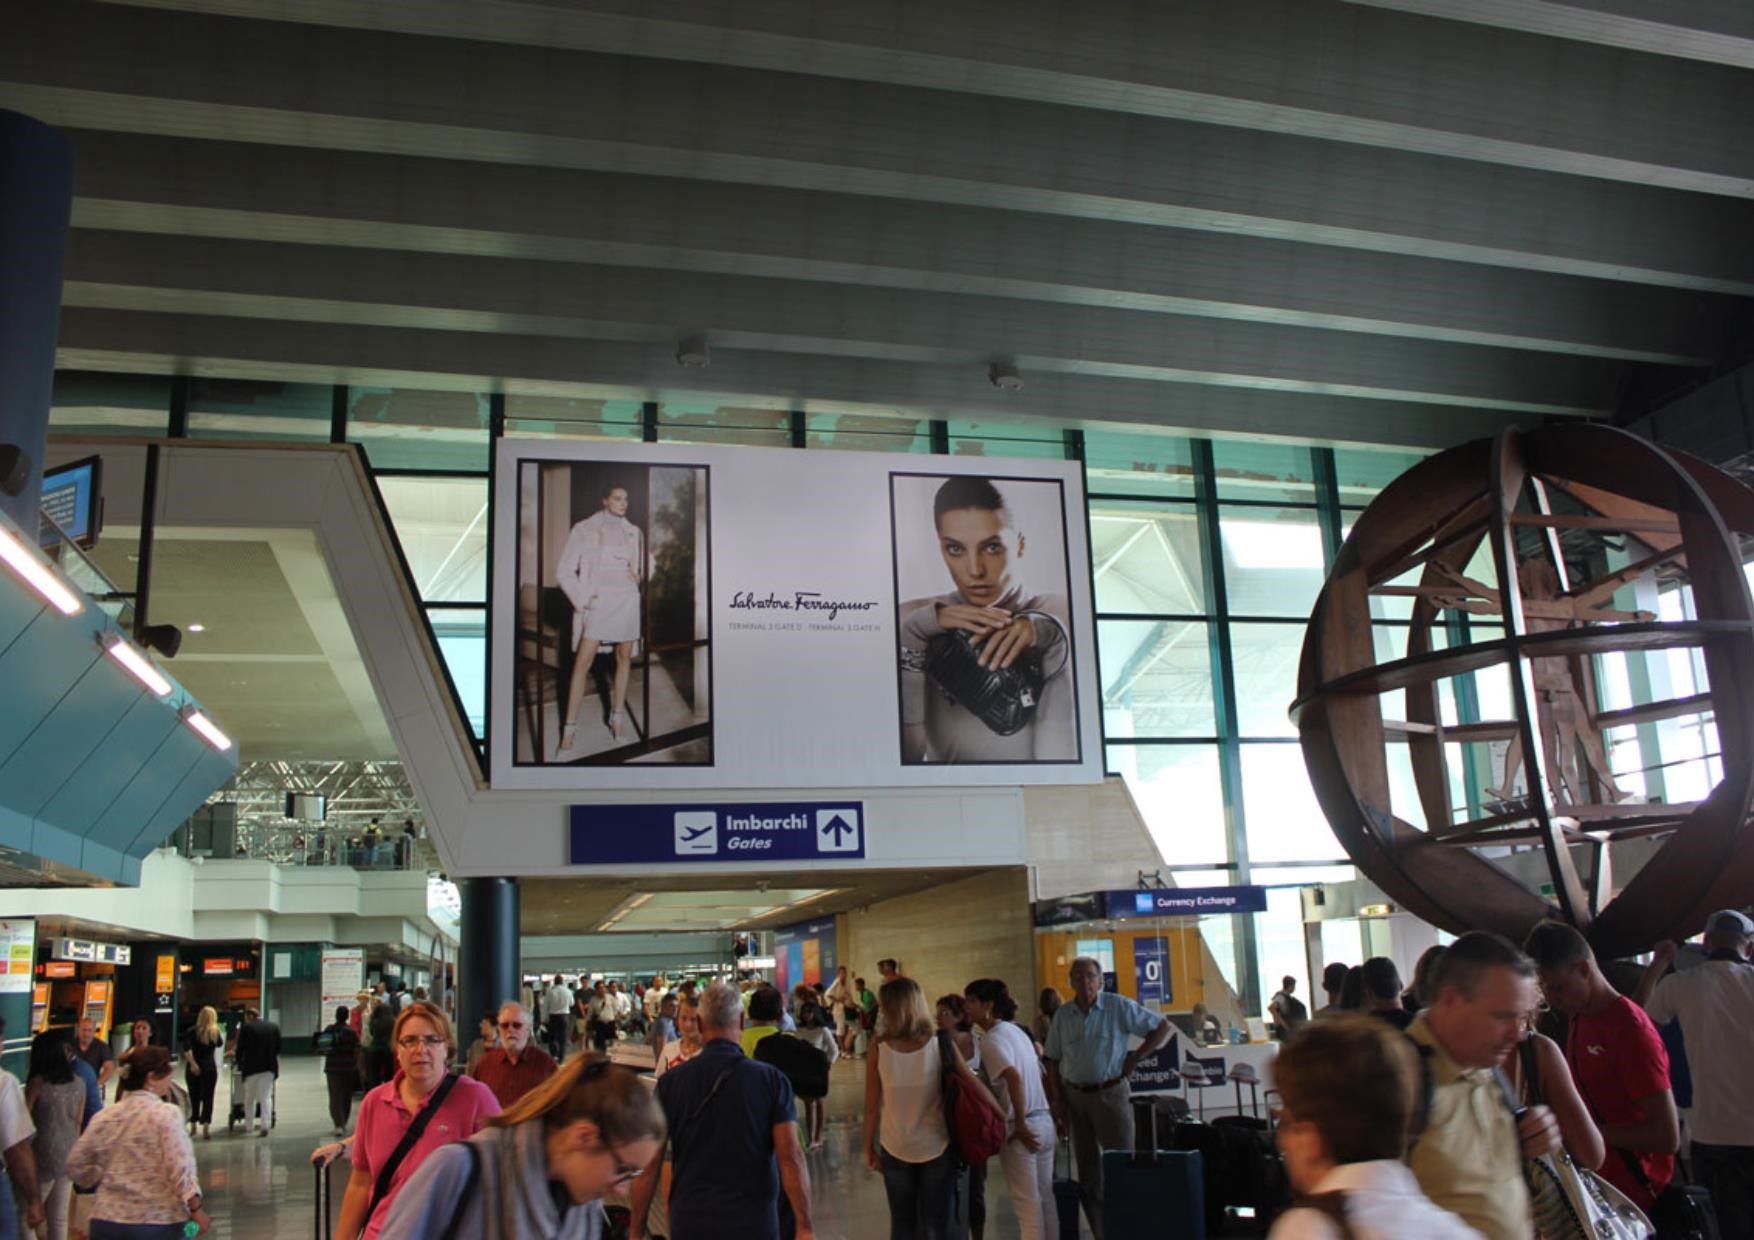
{"left": 0, "top": 906, "right": 1745, "bottom": 1238}
{"left": 1259, "top": 910, "right": 1754, "bottom": 1240}
{"left": 294, "top": 961, "right": 1067, "bottom": 1239}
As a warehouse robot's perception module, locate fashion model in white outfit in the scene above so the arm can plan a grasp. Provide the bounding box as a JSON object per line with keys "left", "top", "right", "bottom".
{"left": 555, "top": 485, "right": 644, "bottom": 751}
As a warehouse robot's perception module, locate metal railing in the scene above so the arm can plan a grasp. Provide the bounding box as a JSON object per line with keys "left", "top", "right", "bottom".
{"left": 178, "top": 819, "right": 440, "bottom": 873}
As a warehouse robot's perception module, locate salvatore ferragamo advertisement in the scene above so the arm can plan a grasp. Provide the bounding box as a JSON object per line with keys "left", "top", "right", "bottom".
{"left": 490, "top": 438, "right": 1102, "bottom": 790}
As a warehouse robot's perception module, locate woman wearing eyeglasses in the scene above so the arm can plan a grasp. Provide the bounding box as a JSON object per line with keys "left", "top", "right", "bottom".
{"left": 377, "top": 1055, "right": 666, "bottom": 1239}
{"left": 334, "top": 1002, "right": 501, "bottom": 1240}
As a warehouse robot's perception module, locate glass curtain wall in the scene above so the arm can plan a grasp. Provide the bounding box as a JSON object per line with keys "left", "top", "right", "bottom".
{"left": 49, "top": 369, "right": 1443, "bottom": 1013}
{"left": 49, "top": 374, "right": 1745, "bottom": 1014}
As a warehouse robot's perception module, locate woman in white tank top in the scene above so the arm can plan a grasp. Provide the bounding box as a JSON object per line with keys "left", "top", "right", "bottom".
{"left": 864, "top": 978, "right": 1001, "bottom": 1239}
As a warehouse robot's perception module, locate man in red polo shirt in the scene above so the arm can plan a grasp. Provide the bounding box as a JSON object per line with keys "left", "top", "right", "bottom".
{"left": 1526, "top": 922, "right": 1678, "bottom": 1212}
{"left": 468, "top": 1001, "right": 556, "bottom": 1107}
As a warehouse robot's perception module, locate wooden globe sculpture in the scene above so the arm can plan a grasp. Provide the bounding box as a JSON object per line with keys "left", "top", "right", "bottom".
{"left": 1293, "top": 424, "right": 1754, "bottom": 958}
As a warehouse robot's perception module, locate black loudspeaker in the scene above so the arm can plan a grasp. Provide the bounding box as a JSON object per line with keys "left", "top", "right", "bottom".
{"left": 0, "top": 444, "right": 31, "bottom": 498}
{"left": 138, "top": 623, "right": 182, "bottom": 658}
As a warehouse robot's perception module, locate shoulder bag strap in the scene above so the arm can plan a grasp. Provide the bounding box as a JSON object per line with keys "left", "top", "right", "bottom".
{"left": 937, "top": 1030, "right": 960, "bottom": 1110}
{"left": 937, "top": 1030, "right": 966, "bottom": 1163}
{"left": 367, "top": 1072, "right": 461, "bottom": 1219}
{"left": 1565, "top": 1043, "right": 1657, "bottom": 1197}
{"left": 672, "top": 1061, "right": 741, "bottom": 1166}
{"left": 435, "top": 1141, "right": 483, "bottom": 1240}
{"left": 1519, "top": 1035, "right": 1543, "bottom": 1106}
{"left": 1405, "top": 1038, "right": 1436, "bottom": 1153}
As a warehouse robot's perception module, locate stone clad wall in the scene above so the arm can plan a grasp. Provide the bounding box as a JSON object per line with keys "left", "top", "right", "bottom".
{"left": 839, "top": 867, "right": 1034, "bottom": 1013}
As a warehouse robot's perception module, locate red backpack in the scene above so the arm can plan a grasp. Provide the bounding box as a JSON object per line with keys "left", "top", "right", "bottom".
{"left": 936, "top": 1030, "right": 1006, "bottom": 1165}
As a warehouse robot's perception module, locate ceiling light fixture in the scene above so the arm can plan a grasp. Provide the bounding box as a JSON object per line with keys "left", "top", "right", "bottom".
{"left": 675, "top": 334, "right": 711, "bottom": 368}
{"left": 598, "top": 891, "right": 655, "bottom": 931}
{"left": 0, "top": 526, "right": 82, "bottom": 615}
{"left": 103, "top": 636, "right": 172, "bottom": 696}
{"left": 187, "top": 623, "right": 206, "bottom": 633}
{"left": 181, "top": 707, "right": 232, "bottom": 752}
{"left": 988, "top": 363, "right": 1024, "bottom": 391}
{"left": 743, "top": 887, "right": 845, "bottom": 927}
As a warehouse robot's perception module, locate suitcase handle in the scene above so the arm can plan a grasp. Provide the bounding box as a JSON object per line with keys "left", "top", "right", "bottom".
{"left": 1131, "top": 1098, "right": 1160, "bottom": 1167}
{"left": 315, "top": 1158, "right": 331, "bottom": 1240}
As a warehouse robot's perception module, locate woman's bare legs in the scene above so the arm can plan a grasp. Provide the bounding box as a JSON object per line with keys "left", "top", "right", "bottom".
{"left": 559, "top": 635, "right": 603, "bottom": 754}
{"left": 608, "top": 641, "right": 633, "bottom": 740}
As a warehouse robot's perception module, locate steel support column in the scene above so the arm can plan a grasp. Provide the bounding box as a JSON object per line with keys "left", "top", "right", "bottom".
{"left": 458, "top": 877, "right": 520, "bottom": 1031}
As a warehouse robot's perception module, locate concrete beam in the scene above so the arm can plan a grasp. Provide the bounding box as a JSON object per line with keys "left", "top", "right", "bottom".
{"left": 81, "top": 0, "right": 1754, "bottom": 190}
{"left": 5, "top": 8, "right": 1753, "bottom": 289}
{"left": 1344, "top": 0, "right": 1754, "bottom": 69}
{"left": 54, "top": 306, "right": 1538, "bottom": 450}
{"left": 55, "top": 132, "right": 1733, "bottom": 366}
{"left": 60, "top": 231, "right": 1634, "bottom": 415}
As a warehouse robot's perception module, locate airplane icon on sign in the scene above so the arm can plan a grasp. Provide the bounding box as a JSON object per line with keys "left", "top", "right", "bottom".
{"left": 673, "top": 811, "right": 718, "bottom": 855}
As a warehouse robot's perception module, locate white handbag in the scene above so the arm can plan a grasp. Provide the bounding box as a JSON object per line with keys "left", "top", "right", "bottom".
{"left": 1526, "top": 1147, "right": 1653, "bottom": 1240}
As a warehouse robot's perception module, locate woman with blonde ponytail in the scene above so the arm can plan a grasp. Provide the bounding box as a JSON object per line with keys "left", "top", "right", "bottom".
{"left": 377, "top": 1054, "right": 664, "bottom": 1239}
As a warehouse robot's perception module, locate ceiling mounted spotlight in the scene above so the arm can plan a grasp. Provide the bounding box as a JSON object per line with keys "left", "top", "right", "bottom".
{"left": 676, "top": 334, "right": 711, "bottom": 368}
{"left": 989, "top": 363, "right": 1024, "bottom": 391}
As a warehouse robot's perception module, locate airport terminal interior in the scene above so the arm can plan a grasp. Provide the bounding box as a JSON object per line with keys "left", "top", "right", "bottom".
{"left": 3, "top": 2, "right": 1754, "bottom": 1237}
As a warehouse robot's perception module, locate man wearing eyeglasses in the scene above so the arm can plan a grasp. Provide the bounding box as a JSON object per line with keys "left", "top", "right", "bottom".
{"left": 470, "top": 1001, "right": 557, "bottom": 1108}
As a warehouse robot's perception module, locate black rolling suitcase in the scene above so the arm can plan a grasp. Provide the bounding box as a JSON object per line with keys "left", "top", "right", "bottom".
{"left": 314, "top": 1156, "right": 333, "bottom": 1240}
{"left": 1210, "top": 1068, "right": 1290, "bottom": 1228}
{"left": 1174, "top": 1120, "right": 1226, "bottom": 1235}
{"left": 1103, "top": 1098, "right": 1206, "bottom": 1240}
{"left": 1052, "top": 1142, "right": 1083, "bottom": 1237}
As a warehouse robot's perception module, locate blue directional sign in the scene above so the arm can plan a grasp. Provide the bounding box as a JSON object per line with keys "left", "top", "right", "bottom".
{"left": 1102, "top": 886, "right": 1268, "bottom": 921}
{"left": 1134, "top": 936, "right": 1170, "bottom": 1007}
{"left": 570, "top": 801, "right": 865, "bottom": 864}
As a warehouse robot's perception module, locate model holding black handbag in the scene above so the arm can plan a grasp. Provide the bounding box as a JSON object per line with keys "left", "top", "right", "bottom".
{"left": 897, "top": 476, "right": 1077, "bottom": 766}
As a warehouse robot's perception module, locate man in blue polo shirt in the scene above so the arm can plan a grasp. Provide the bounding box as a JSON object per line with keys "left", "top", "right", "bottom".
{"left": 630, "top": 980, "right": 815, "bottom": 1240}
{"left": 1044, "top": 955, "right": 1172, "bottom": 1240}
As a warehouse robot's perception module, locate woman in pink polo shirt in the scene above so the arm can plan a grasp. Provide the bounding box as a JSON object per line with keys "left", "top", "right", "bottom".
{"left": 334, "top": 1002, "right": 500, "bottom": 1240}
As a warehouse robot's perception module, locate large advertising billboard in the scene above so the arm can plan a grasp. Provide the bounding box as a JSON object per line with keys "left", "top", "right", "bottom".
{"left": 490, "top": 439, "right": 1101, "bottom": 789}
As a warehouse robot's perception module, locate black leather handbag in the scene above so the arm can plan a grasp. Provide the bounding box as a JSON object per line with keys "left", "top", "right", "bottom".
{"left": 924, "top": 627, "right": 1047, "bottom": 736}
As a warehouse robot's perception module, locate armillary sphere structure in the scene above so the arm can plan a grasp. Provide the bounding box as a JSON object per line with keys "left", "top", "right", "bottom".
{"left": 1293, "top": 425, "right": 1754, "bottom": 959}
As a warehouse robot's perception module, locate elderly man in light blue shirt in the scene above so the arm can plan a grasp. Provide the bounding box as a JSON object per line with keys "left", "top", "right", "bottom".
{"left": 1043, "top": 955, "right": 1172, "bottom": 1239}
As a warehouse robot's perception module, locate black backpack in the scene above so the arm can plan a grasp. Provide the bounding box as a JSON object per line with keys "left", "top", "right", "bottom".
{"left": 753, "top": 1031, "right": 831, "bottom": 1100}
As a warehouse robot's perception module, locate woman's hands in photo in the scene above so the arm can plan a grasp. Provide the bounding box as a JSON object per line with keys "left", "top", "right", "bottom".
{"left": 978, "top": 614, "right": 1038, "bottom": 669}
{"left": 936, "top": 604, "right": 1011, "bottom": 637}
{"left": 864, "top": 1144, "right": 881, "bottom": 1172}
{"left": 937, "top": 605, "right": 1038, "bottom": 669}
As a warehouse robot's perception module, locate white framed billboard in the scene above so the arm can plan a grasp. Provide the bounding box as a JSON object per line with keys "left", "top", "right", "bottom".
{"left": 490, "top": 439, "right": 1102, "bottom": 789}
